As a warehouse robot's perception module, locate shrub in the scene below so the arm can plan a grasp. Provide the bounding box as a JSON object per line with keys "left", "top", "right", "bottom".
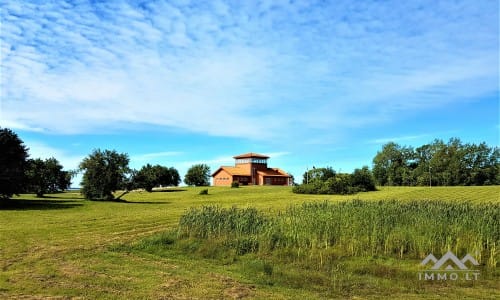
{"left": 293, "top": 166, "right": 376, "bottom": 195}
{"left": 231, "top": 181, "right": 240, "bottom": 188}
{"left": 199, "top": 189, "right": 209, "bottom": 195}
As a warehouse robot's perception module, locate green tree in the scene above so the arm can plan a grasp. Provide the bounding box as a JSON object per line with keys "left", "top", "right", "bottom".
{"left": 352, "top": 166, "right": 377, "bottom": 192}
{"left": 133, "top": 164, "right": 181, "bottom": 192}
{"left": 302, "top": 167, "right": 336, "bottom": 184}
{"left": 0, "top": 128, "right": 29, "bottom": 199}
{"left": 184, "top": 164, "right": 210, "bottom": 186}
{"left": 25, "top": 158, "right": 72, "bottom": 197}
{"left": 133, "top": 164, "right": 158, "bottom": 192}
{"left": 294, "top": 166, "right": 376, "bottom": 195}
{"left": 462, "top": 142, "right": 499, "bottom": 185}
{"left": 374, "top": 138, "right": 499, "bottom": 186}
{"left": 373, "top": 142, "right": 408, "bottom": 186}
{"left": 413, "top": 143, "right": 433, "bottom": 186}
{"left": 157, "top": 166, "right": 181, "bottom": 187}
{"left": 79, "top": 149, "right": 130, "bottom": 200}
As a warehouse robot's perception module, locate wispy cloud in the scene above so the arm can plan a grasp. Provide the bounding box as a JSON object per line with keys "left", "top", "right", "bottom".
{"left": 25, "top": 140, "right": 84, "bottom": 171}
{"left": 369, "top": 134, "right": 432, "bottom": 145}
{"left": 1, "top": 0, "right": 498, "bottom": 143}
{"left": 263, "top": 152, "right": 290, "bottom": 159}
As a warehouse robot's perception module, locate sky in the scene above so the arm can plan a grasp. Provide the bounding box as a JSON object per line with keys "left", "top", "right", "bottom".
{"left": 1, "top": 0, "right": 499, "bottom": 187}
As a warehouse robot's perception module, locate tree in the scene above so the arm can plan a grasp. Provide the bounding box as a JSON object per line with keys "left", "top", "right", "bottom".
{"left": 413, "top": 143, "right": 433, "bottom": 186}
{"left": 79, "top": 149, "right": 130, "bottom": 200}
{"left": 133, "top": 164, "right": 158, "bottom": 192}
{"left": 184, "top": 164, "right": 210, "bottom": 186}
{"left": 373, "top": 138, "right": 499, "bottom": 186}
{"left": 372, "top": 142, "right": 410, "bottom": 186}
{"left": 352, "top": 166, "right": 377, "bottom": 192}
{"left": 294, "top": 166, "right": 376, "bottom": 195}
{"left": 302, "top": 167, "right": 336, "bottom": 184}
{"left": 0, "top": 128, "right": 29, "bottom": 199}
{"left": 25, "top": 158, "right": 72, "bottom": 197}
{"left": 462, "top": 142, "right": 499, "bottom": 185}
{"left": 133, "top": 164, "right": 181, "bottom": 192}
{"left": 157, "top": 166, "right": 181, "bottom": 187}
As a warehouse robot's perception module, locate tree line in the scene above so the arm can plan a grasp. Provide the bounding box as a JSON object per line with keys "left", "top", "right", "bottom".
{"left": 293, "top": 138, "right": 498, "bottom": 195}
{"left": 0, "top": 128, "right": 211, "bottom": 200}
{"left": 373, "top": 138, "right": 499, "bottom": 186}
{"left": 293, "top": 166, "right": 377, "bottom": 195}
{"left": 78, "top": 149, "right": 210, "bottom": 201}
{"left": 2, "top": 127, "right": 498, "bottom": 199}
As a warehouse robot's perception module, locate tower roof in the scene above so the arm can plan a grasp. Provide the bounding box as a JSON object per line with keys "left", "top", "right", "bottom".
{"left": 233, "top": 152, "right": 269, "bottom": 159}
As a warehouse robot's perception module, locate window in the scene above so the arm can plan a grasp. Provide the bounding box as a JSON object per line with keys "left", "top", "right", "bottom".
{"left": 236, "top": 158, "right": 268, "bottom": 164}
{"left": 251, "top": 158, "right": 267, "bottom": 164}
{"left": 236, "top": 158, "right": 250, "bottom": 164}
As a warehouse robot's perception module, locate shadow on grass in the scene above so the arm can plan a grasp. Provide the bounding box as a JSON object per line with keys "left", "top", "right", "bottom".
{"left": 109, "top": 199, "right": 171, "bottom": 205}
{"left": 152, "top": 189, "right": 187, "bottom": 193}
{"left": 0, "top": 198, "right": 83, "bottom": 210}
{"left": 28, "top": 194, "right": 69, "bottom": 199}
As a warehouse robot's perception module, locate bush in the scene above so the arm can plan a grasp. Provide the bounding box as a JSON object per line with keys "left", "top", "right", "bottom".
{"left": 199, "top": 189, "right": 209, "bottom": 195}
{"left": 293, "top": 176, "right": 357, "bottom": 195}
{"left": 231, "top": 181, "right": 240, "bottom": 188}
{"left": 292, "top": 183, "right": 319, "bottom": 194}
{"left": 293, "top": 166, "right": 377, "bottom": 195}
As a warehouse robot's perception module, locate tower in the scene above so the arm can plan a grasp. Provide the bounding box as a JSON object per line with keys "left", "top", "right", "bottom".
{"left": 233, "top": 153, "right": 269, "bottom": 185}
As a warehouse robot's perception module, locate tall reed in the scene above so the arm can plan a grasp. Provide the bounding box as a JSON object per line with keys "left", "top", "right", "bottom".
{"left": 176, "top": 200, "right": 499, "bottom": 269}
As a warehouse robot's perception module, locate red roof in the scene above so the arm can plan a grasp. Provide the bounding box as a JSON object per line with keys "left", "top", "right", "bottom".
{"left": 211, "top": 166, "right": 251, "bottom": 177}
{"left": 212, "top": 166, "right": 290, "bottom": 178}
{"left": 257, "top": 168, "right": 290, "bottom": 177}
{"left": 233, "top": 152, "right": 269, "bottom": 159}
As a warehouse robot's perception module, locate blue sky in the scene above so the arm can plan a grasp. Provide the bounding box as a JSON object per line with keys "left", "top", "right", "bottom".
{"left": 1, "top": 0, "right": 498, "bottom": 186}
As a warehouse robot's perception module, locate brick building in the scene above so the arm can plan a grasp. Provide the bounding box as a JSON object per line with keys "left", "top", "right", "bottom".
{"left": 212, "top": 153, "right": 291, "bottom": 186}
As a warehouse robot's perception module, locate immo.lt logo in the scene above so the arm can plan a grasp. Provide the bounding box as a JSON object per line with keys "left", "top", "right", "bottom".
{"left": 418, "top": 251, "right": 480, "bottom": 281}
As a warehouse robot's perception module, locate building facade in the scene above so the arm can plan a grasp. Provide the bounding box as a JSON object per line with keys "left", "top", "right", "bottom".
{"left": 212, "top": 153, "right": 291, "bottom": 186}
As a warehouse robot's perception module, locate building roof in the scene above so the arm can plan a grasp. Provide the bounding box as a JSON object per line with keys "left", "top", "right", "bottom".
{"left": 211, "top": 166, "right": 251, "bottom": 177}
{"left": 233, "top": 152, "right": 270, "bottom": 159}
{"left": 212, "top": 166, "right": 290, "bottom": 178}
{"left": 257, "top": 168, "right": 290, "bottom": 177}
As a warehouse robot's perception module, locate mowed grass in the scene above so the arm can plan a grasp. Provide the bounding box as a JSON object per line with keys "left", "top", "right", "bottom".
{"left": 0, "top": 186, "right": 499, "bottom": 299}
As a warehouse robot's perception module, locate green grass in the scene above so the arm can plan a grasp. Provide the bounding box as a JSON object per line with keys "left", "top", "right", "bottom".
{"left": 0, "top": 186, "right": 499, "bottom": 299}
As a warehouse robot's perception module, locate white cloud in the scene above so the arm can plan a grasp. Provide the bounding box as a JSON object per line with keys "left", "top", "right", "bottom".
{"left": 0, "top": 119, "right": 45, "bottom": 132}
{"left": 25, "top": 141, "right": 84, "bottom": 171}
{"left": 263, "top": 151, "right": 290, "bottom": 159}
{"left": 1, "top": 0, "right": 498, "bottom": 142}
{"left": 369, "top": 134, "right": 432, "bottom": 145}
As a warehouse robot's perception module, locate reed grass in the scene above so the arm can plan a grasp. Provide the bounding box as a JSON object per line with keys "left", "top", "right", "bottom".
{"left": 176, "top": 200, "right": 499, "bottom": 269}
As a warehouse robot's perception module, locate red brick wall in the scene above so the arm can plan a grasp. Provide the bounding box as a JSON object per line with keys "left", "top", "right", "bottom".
{"left": 213, "top": 170, "right": 232, "bottom": 186}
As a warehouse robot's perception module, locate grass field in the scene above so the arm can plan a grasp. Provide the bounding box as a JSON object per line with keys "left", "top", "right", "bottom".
{"left": 0, "top": 186, "right": 499, "bottom": 299}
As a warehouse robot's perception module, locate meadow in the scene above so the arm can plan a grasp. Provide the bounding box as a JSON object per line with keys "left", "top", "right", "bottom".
{"left": 0, "top": 186, "right": 499, "bottom": 299}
